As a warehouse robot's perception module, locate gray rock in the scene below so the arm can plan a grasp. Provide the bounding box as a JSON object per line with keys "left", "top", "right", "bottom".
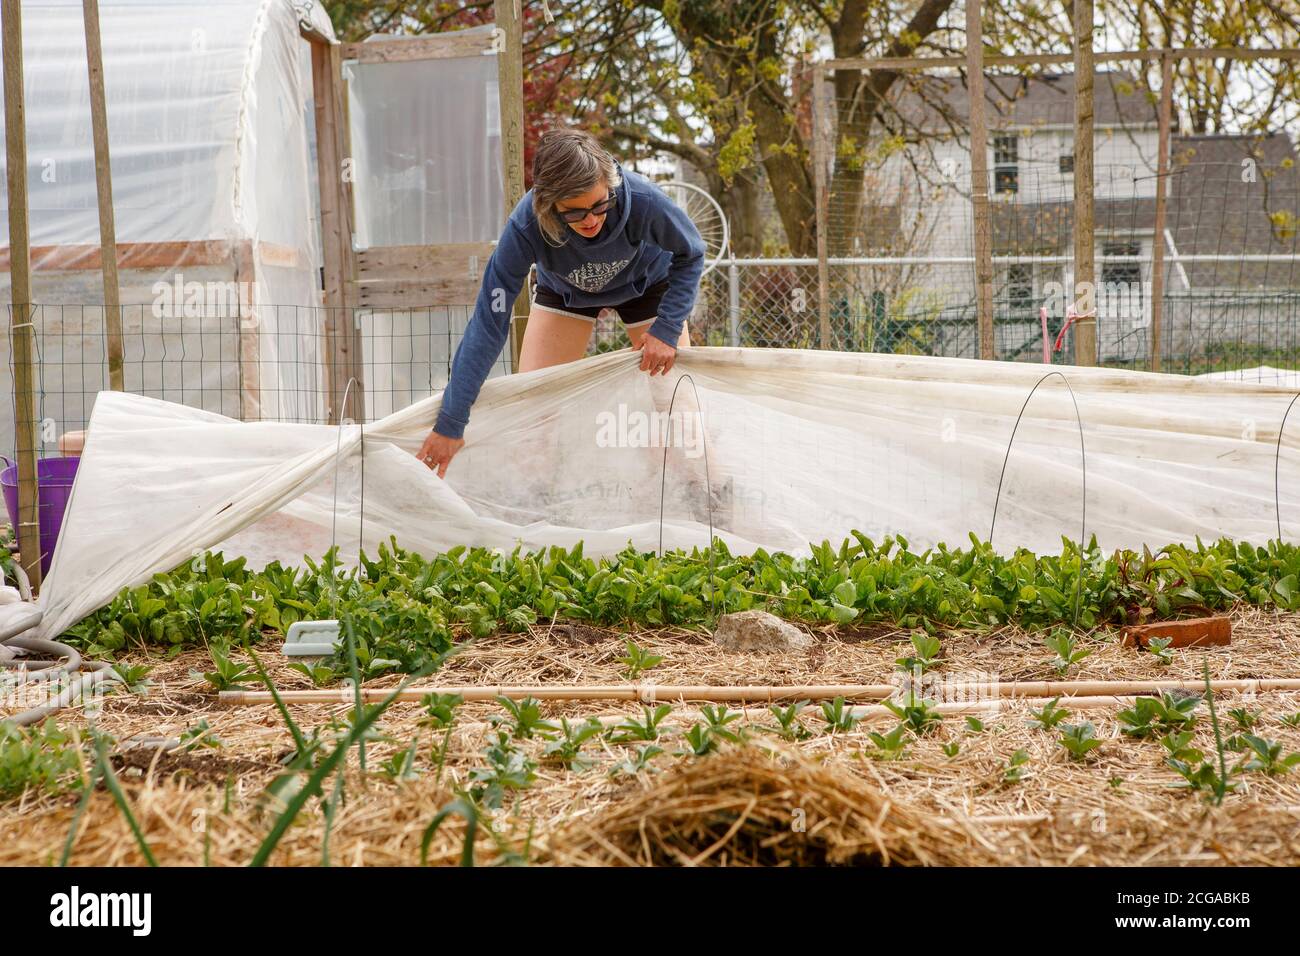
{"left": 712, "top": 610, "right": 813, "bottom": 653}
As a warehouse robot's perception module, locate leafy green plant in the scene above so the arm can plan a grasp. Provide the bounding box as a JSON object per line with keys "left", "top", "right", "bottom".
{"left": 1116, "top": 693, "right": 1199, "bottom": 739}
{"left": 109, "top": 663, "right": 152, "bottom": 694}
{"left": 617, "top": 638, "right": 664, "bottom": 680}
{"left": 1160, "top": 730, "right": 1203, "bottom": 764}
{"left": 378, "top": 738, "right": 421, "bottom": 782}
{"left": 286, "top": 661, "right": 338, "bottom": 687}
{"left": 820, "top": 697, "right": 859, "bottom": 733}
{"left": 1228, "top": 707, "right": 1260, "bottom": 732}
{"left": 418, "top": 693, "right": 464, "bottom": 730}
{"left": 866, "top": 724, "right": 911, "bottom": 759}
{"left": 469, "top": 732, "right": 537, "bottom": 808}
{"left": 964, "top": 716, "right": 986, "bottom": 732}
{"left": 490, "top": 696, "right": 558, "bottom": 741}
{"left": 1237, "top": 735, "right": 1300, "bottom": 775}
{"left": 942, "top": 741, "right": 960, "bottom": 757}
{"left": 1058, "top": 722, "right": 1105, "bottom": 761}
{"left": 679, "top": 723, "right": 719, "bottom": 757}
{"left": 198, "top": 645, "right": 255, "bottom": 692}
{"left": 607, "top": 704, "right": 673, "bottom": 743}
{"left": 766, "top": 701, "right": 814, "bottom": 741}
{"left": 884, "top": 696, "right": 942, "bottom": 735}
{"left": 542, "top": 718, "right": 604, "bottom": 771}
{"left": 1167, "top": 662, "right": 1238, "bottom": 806}
{"left": 1002, "top": 748, "right": 1030, "bottom": 783}
{"left": 1281, "top": 712, "right": 1300, "bottom": 729}
{"left": 1043, "top": 629, "right": 1091, "bottom": 675}
{"left": 700, "top": 705, "right": 746, "bottom": 744}
{"left": 1146, "top": 636, "right": 1174, "bottom": 665}
{"left": 1029, "top": 697, "right": 1070, "bottom": 730}
{"left": 609, "top": 744, "right": 664, "bottom": 777}
{"left": 0, "top": 720, "right": 82, "bottom": 801}
{"left": 895, "top": 632, "right": 942, "bottom": 674}
{"left": 178, "top": 720, "right": 223, "bottom": 752}
{"left": 58, "top": 534, "right": 1300, "bottom": 673}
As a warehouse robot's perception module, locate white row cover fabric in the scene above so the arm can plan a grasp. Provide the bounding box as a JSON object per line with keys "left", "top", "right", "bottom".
{"left": 19, "top": 347, "right": 1300, "bottom": 642}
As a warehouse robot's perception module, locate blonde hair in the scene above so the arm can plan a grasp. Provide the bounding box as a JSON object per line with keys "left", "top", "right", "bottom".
{"left": 531, "top": 129, "right": 622, "bottom": 246}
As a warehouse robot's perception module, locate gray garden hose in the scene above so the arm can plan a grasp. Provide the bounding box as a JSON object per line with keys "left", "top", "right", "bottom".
{"left": 1, "top": 574, "right": 122, "bottom": 728}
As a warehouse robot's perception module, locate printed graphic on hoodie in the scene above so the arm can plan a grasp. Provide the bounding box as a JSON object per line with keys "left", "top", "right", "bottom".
{"left": 566, "top": 259, "right": 631, "bottom": 292}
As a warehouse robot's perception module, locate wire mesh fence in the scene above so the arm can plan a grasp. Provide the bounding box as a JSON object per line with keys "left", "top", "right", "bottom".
{"left": 6, "top": 270, "right": 1300, "bottom": 463}
{"left": 0, "top": 304, "right": 514, "bottom": 461}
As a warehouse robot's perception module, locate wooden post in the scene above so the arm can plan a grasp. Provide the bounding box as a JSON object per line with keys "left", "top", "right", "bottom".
{"left": 966, "top": 0, "right": 995, "bottom": 360}
{"left": 311, "top": 38, "right": 361, "bottom": 424}
{"left": 494, "top": 0, "right": 527, "bottom": 371}
{"left": 1072, "top": 0, "right": 1097, "bottom": 366}
{"left": 3, "top": 0, "right": 42, "bottom": 589}
{"left": 81, "top": 0, "right": 122, "bottom": 391}
{"left": 1148, "top": 52, "right": 1174, "bottom": 373}
{"left": 812, "top": 65, "right": 831, "bottom": 350}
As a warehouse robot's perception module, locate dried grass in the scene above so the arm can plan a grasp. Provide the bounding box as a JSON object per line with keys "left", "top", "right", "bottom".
{"left": 3, "top": 604, "right": 1300, "bottom": 865}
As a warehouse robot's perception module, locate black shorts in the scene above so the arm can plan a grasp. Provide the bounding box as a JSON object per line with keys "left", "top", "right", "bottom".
{"left": 531, "top": 277, "right": 670, "bottom": 329}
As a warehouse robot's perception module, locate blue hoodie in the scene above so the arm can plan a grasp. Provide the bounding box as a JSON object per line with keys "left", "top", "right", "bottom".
{"left": 433, "top": 164, "right": 705, "bottom": 439}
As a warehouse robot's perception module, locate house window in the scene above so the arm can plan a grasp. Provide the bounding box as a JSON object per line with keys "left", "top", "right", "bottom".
{"left": 994, "top": 135, "right": 1018, "bottom": 165}
{"left": 1102, "top": 240, "right": 1142, "bottom": 285}
{"left": 993, "top": 134, "right": 1019, "bottom": 195}
{"left": 1059, "top": 154, "right": 1074, "bottom": 174}
{"left": 1006, "top": 264, "right": 1033, "bottom": 310}
{"left": 1102, "top": 240, "right": 1145, "bottom": 324}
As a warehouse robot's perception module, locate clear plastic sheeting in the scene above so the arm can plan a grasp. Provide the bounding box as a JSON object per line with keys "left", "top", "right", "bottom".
{"left": 17, "top": 347, "right": 1300, "bottom": 642}
{"left": 344, "top": 29, "right": 503, "bottom": 248}
{"left": 0, "top": 0, "right": 331, "bottom": 450}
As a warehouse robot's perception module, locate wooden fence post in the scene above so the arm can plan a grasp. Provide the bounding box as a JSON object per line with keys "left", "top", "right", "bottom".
{"left": 3, "top": 0, "right": 43, "bottom": 589}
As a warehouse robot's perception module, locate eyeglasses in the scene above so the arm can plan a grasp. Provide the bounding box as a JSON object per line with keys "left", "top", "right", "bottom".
{"left": 557, "top": 193, "right": 616, "bottom": 223}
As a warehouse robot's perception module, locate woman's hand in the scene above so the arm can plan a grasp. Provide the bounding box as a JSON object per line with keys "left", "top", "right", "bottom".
{"left": 416, "top": 429, "right": 465, "bottom": 479}
{"left": 632, "top": 331, "right": 678, "bottom": 376}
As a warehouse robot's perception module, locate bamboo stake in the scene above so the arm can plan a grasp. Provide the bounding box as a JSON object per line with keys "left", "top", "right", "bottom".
{"left": 966, "top": 0, "right": 995, "bottom": 361}
{"left": 3, "top": 0, "right": 42, "bottom": 591}
{"left": 81, "top": 0, "right": 122, "bottom": 392}
{"left": 1148, "top": 52, "right": 1174, "bottom": 373}
{"left": 494, "top": 0, "right": 527, "bottom": 372}
{"left": 219, "top": 677, "right": 1300, "bottom": 707}
{"left": 1072, "top": 0, "right": 1096, "bottom": 367}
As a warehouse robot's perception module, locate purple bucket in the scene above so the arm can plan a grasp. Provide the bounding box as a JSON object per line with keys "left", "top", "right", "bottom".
{"left": 1, "top": 455, "right": 80, "bottom": 577}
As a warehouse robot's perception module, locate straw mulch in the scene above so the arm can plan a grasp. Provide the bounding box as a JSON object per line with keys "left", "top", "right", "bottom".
{"left": 3, "top": 604, "right": 1300, "bottom": 866}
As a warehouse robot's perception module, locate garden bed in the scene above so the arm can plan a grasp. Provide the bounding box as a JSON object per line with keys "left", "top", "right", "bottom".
{"left": 3, "top": 604, "right": 1300, "bottom": 866}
